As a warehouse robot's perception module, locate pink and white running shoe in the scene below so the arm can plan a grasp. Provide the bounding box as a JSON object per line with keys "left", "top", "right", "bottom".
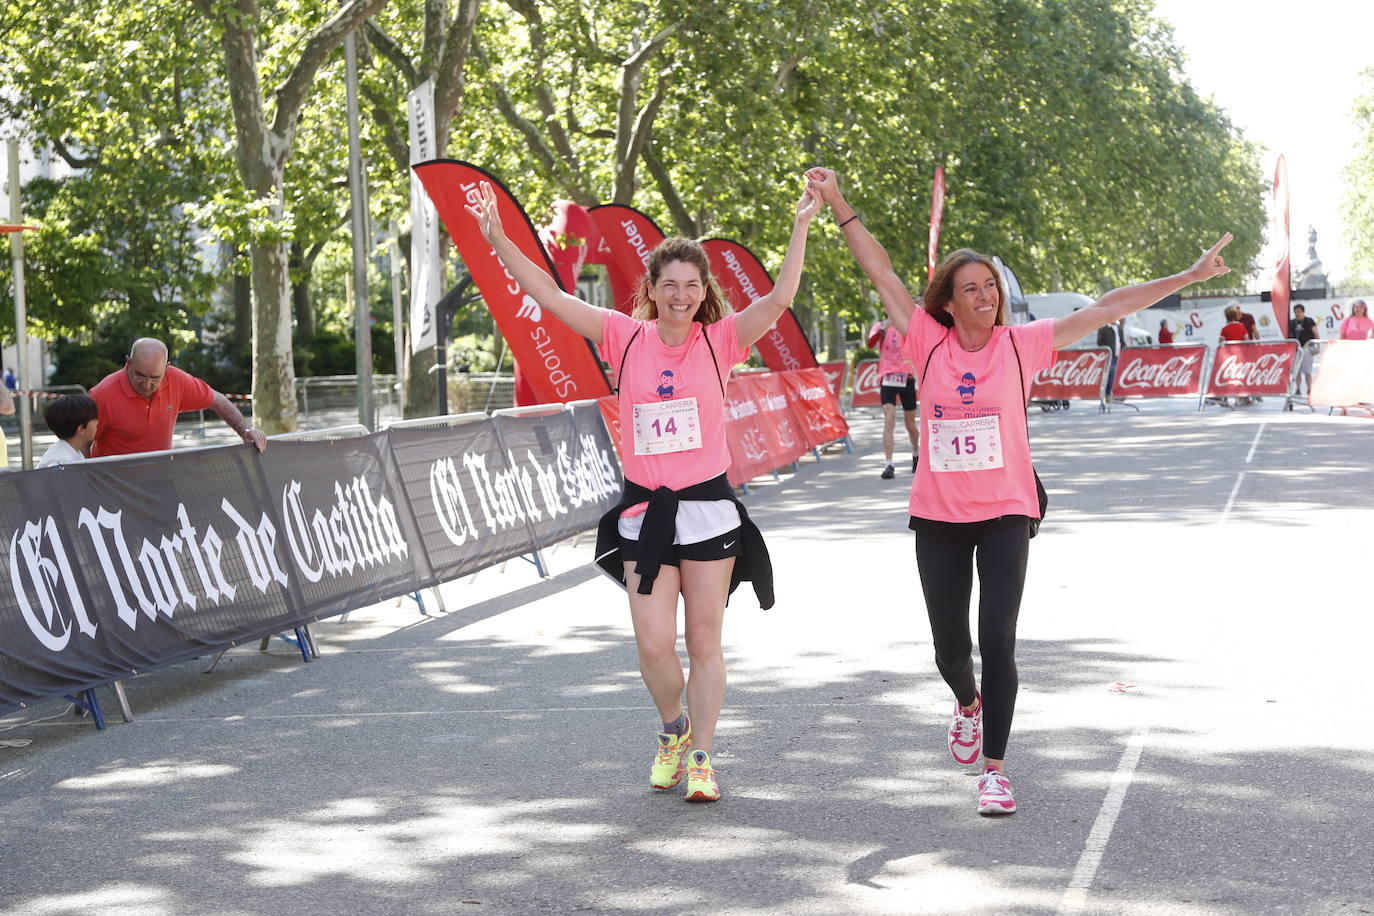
{"left": 947, "top": 694, "right": 982, "bottom": 765}
{"left": 977, "top": 768, "right": 1016, "bottom": 816}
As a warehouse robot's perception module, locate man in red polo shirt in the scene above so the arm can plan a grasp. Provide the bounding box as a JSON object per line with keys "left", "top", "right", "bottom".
{"left": 89, "top": 338, "right": 268, "bottom": 457}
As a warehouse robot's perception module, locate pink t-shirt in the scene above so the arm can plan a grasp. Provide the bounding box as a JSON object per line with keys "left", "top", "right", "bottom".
{"left": 602, "top": 310, "right": 748, "bottom": 510}
{"left": 1340, "top": 315, "right": 1374, "bottom": 340}
{"left": 876, "top": 323, "right": 915, "bottom": 380}
{"left": 903, "top": 312, "right": 1056, "bottom": 522}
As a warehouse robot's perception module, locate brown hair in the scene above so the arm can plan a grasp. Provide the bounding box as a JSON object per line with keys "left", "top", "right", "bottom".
{"left": 1224, "top": 305, "right": 1241, "bottom": 322}
{"left": 1353, "top": 299, "right": 1368, "bottom": 317}
{"left": 922, "top": 248, "right": 1008, "bottom": 328}
{"left": 631, "top": 237, "right": 732, "bottom": 325}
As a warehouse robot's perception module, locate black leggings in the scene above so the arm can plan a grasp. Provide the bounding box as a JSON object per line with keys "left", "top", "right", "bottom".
{"left": 910, "top": 514, "right": 1030, "bottom": 761}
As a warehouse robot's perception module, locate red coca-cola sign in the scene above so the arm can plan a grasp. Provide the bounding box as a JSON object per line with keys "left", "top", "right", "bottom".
{"left": 1030, "top": 348, "right": 1109, "bottom": 401}
{"left": 852, "top": 359, "right": 881, "bottom": 407}
{"left": 1205, "top": 341, "right": 1297, "bottom": 398}
{"left": 1113, "top": 345, "right": 1208, "bottom": 398}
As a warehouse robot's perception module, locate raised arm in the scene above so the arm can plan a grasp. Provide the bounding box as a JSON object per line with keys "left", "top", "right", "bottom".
{"left": 734, "top": 188, "right": 821, "bottom": 347}
{"left": 1052, "top": 234, "right": 1234, "bottom": 350}
{"left": 805, "top": 167, "right": 918, "bottom": 336}
{"left": 466, "top": 181, "right": 605, "bottom": 345}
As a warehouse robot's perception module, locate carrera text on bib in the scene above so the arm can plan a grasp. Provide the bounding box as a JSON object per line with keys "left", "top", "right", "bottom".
{"left": 632, "top": 397, "right": 702, "bottom": 456}
{"left": 927, "top": 414, "right": 1004, "bottom": 472}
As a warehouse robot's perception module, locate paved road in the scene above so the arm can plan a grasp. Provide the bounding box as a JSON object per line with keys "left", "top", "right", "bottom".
{"left": 2, "top": 399, "right": 1371, "bottom": 915}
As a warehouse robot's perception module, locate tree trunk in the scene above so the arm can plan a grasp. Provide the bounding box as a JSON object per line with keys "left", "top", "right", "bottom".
{"left": 251, "top": 234, "right": 298, "bottom": 433}
{"left": 232, "top": 246, "right": 252, "bottom": 359}
{"left": 290, "top": 241, "right": 315, "bottom": 345}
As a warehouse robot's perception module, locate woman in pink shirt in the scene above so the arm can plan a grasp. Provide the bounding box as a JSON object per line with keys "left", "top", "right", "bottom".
{"left": 1340, "top": 299, "right": 1373, "bottom": 340}
{"left": 468, "top": 180, "right": 819, "bottom": 803}
{"left": 807, "top": 166, "right": 1232, "bottom": 817}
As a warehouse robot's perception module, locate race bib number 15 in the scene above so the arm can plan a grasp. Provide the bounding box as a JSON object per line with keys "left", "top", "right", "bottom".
{"left": 927, "top": 414, "right": 1004, "bottom": 472}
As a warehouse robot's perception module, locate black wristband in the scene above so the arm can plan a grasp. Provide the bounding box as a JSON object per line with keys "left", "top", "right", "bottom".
{"left": 838, "top": 213, "right": 861, "bottom": 228}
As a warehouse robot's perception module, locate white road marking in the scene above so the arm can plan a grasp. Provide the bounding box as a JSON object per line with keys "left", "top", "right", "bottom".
{"left": 1058, "top": 728, "right": 1150, "bottom": 914}
{"left": 1244, "top": 421, "right": 1267, "bottom": 463}
{"left": 1219, "top": 471, "right": 1245, "bottom": 525}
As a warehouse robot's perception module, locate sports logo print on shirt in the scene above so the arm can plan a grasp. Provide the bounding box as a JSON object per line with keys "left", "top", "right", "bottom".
{"left": 956, "top": 372, "right": 977, "bottom": 404}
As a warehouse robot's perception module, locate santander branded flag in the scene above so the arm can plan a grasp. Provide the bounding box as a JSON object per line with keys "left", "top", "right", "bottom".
{"left": 413, "top": 160, "right": 611, "bottom": 404}
{"left": 587, "top": 204, "right": 664, "bottom": 315}
{"left": 1271, "top": 156, "right": 1291, "bottom": 333}
{"left": 703, "top": 238, "right": 818, "bottom": 372}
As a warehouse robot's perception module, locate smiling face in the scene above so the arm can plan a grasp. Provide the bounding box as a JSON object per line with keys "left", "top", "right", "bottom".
{"left": 648, "top": 259, "right": 707, "bottom": 326}
{"left": 1354, "top": 301, "right": 1368, "bottom": 318}
{"left": 945, "top": 262, "right": 1001, "bottom": 330}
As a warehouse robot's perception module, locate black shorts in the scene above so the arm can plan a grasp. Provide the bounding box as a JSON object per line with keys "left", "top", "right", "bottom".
{"left": 620, "top": 527, "right": 743, "bottom": 567}
{"left": 880, "top": 377, "right": 917, "bottom": 411}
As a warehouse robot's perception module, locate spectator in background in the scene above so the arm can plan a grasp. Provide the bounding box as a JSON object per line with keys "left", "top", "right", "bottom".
{"left": 1237, "top": 304, "right": 1260, "bottom": 340}
{"left": 38, "top": 394, "right": 98, "bottom": 468}
{"left": 0, "top": 383, "right": 13, "bottom": 469}
{"left": 89, "top": 338, "right": 267, "bottom": 457}
{"left": 1158, "top": 318, "right": 1174, "bottom": 345}
{"left": 1220, "top": 306, "right": 1249, "bottom": 343}
{"left": 1288, "top": 305, "right": 1320, "bottom": 396}
{"left": 3, "top": 367, "right": 15, "bottom": 391}
{"left": 1097, "top": 317, "right": 1125, "bottom": 399}
{"left": 1340, "top": 299, "right": 1373, "bottom": 340}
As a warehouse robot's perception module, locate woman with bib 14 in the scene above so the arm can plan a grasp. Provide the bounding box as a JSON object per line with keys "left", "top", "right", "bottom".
{"left": 467, "top": 180, "right": 820, "bottom": 802}
{"left": 806, "top": 166, "right": 1231, "bottom": 816}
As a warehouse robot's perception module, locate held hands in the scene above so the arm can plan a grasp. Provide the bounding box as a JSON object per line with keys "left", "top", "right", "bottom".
{"left": 464, "top": 181, "right": 507, "bottom": 245}
{"left": 1187, "top": 233, "right": 1234, "bottom": 284}
{"left": 795, "top": 185, "right": 822, "bottom": 224}
{"left": 804, "top": 167, "right": 840, "bottom": 206}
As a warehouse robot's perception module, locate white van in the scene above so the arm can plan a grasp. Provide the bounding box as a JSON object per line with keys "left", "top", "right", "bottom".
{"left": 1023, "top": 292, "right": 1151, "bottom": 349}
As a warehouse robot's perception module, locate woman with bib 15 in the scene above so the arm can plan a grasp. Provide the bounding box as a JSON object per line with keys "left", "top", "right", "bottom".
{"left": 467, "top": 180, "right": 820, "bottom": 802}
{"left": 806, "top": 166, "right": 1231, "bottom": 816}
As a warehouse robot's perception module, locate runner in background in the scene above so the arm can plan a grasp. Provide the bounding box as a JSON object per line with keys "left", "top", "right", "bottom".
{"left": 806, "top": 166, "right": 1231, "bottom": 817}
{"left": 866, "top": 317, "right": 919, "bottom": 478}
{"left": 466, "top": 180, "right": 820, "bottom": 803}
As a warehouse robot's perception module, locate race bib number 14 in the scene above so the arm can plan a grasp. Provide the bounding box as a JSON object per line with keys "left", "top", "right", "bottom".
{"left": 632, "top": 397, "right": 702, "bottom": 455}
{"left": 927, "top": 414, "right": 1004, "bottom": 472}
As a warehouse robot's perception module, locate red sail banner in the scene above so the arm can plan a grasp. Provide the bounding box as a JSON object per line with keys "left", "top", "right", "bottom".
{"left": 1271, "top": 156, "right": 1291, "bottom": 332}
{"left": 703, "top": 238, "right": 818, "bottom": 373}
{"left": 851, "top": 358, "right": 882, "bottom": 407}
{"left": 1029, "top": 348, "right": 1110, "bottom": 401}
{"left": 929, "top": 165, "right": 945, "bottom": 285}
{"left": 1112, "top": 345, "right": 1209, "bottom": 399}
{"left": 1205, "top": 341, "right": 1297, "bottom": 399}
{"left": 587, "top": 204, "right": 664, "bottom": 315}
{"left": 413, "top": 160, "right": 611, "bottom": 403}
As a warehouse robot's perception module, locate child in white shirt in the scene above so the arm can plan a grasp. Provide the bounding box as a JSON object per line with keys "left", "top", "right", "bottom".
{"left": 38, "top": 394, "right": 98, "bottom": 468}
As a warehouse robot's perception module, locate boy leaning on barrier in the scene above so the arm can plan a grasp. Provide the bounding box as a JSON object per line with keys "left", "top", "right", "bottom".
{"left": 38, "top": 394, "right": 99, "bottom": 468}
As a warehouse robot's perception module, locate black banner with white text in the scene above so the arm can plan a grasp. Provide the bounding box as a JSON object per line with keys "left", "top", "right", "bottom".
{"left": 0, "top": 410, "right": 621, "bottom": 712}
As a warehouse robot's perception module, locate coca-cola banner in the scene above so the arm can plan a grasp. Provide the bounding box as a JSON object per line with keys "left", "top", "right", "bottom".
{"left": 1309, "top": 340, "right": 1374, "bottom": 408}
{"left": 587, "top": 204, "right": 664, "bottom": 315}
{"left": 852, "top": 359, "right": 882, "bottom": 407}
{"left": 413, "top": 160, "right": 612, "bottom": 404}
{"left": 1205, "top": 341, "right": 1297, "bottom": 399}
{"left": 1112, "top": 345, "right": 1209, "bottom": 399}
{"left": 782, "top": 368, "right": 850, "bottom": 448}
{"left": 703, "top": 238, "right": 818, "bottom": 373}
{"left": 1030, "top": 348, "right": 1110, "bottom": 401}
{"left": 1, "top": 411, "right": 623, "bottom": 713}
{"left": 819, "top": 360, "right": 848, "bottom": 404}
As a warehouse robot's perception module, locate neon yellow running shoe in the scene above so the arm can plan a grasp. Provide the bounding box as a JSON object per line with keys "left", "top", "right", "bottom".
{"left": 684, "top": 749, "right": 720, "bottom": 802}
{"left": 650, "top": 718, "right": 692, "bottom": 790}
